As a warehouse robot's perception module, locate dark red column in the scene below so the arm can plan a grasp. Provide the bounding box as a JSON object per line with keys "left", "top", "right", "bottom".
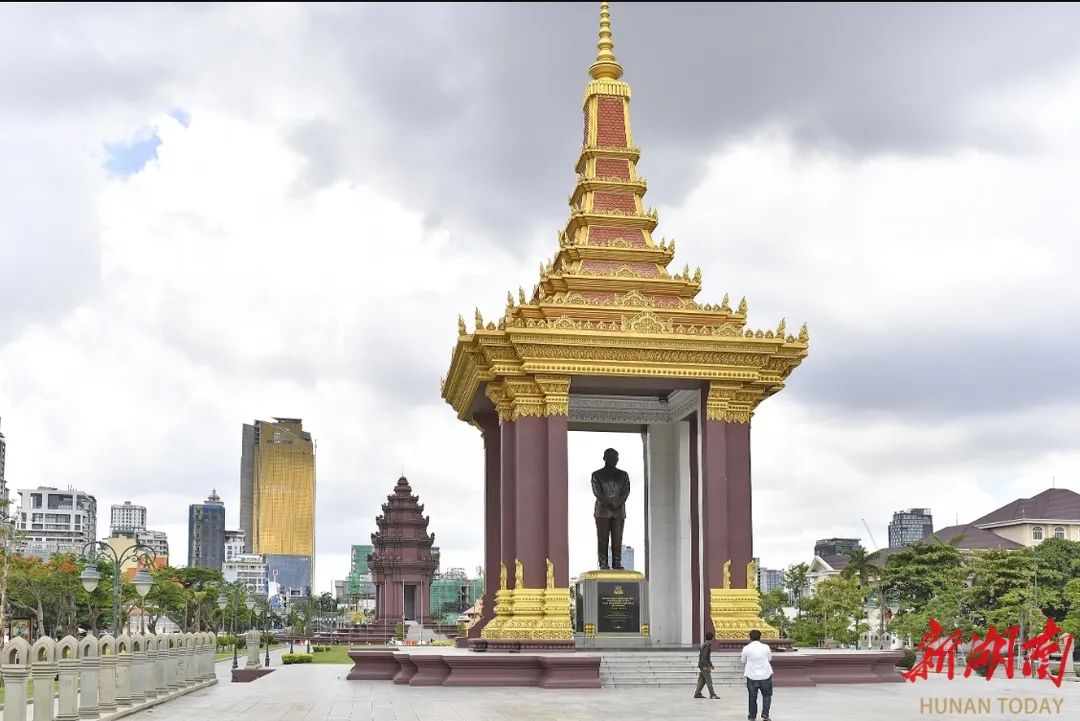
{"left": 500, "top": 419, "right": 518, "bottom": 590}
{"left": 699, "top": 407, "right": 729, "bottom": 612}
{"left": 689, "top": 418, "right": 702, "bottom": 644}
{"left": 475, "top": 412, "right": 501, "bottom": 635}
{"left": 514, "top": 416, "right": 548, "bottom": 588}
{"left": 724, "top": 421, "right": 753, "bottom": 588}
{"left": 546, "top": 415, "right": 570, "bottom": 587}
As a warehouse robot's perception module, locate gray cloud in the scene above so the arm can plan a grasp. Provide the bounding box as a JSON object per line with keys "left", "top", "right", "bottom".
{"left": 286, "top": 3, "right": 1080, "bottom": 244}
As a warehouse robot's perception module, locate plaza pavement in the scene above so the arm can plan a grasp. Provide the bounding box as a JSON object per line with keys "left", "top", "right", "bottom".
{"left": 122, "top": 651, "right": 1078, "bottom": 721}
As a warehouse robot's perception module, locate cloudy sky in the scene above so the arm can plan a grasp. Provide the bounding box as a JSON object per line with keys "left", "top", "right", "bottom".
{"left": 3, "top": 2, "right": 1080, "bottom": 594}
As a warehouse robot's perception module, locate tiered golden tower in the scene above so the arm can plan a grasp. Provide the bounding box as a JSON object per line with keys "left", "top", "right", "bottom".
{"left": 441, "top": 3, "right": 808, "bottom": 648}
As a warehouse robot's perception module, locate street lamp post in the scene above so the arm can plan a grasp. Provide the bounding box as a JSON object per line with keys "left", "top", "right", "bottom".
{"left": 261, "top": 605, "right": 271, "bottom": 667}
{"left": 217, "top": 587, "right": 252, "bottom": 670}
{"left": 79, "top": 541, "right": 156, "bottom": 636}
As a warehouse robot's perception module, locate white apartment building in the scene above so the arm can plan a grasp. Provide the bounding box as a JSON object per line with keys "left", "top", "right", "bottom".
{"left": 223, "top": 553, "right": 268, "bottom": 597}
{"left": 110, "top": 501, "right": 147, "bottom": 535}
{"left": 138, "top": 528, "right": 169, "bottom": 559}
{"left": 17, "top": 486, "right": 97, "bottom": 558}
{"left": 224, "top": 529, "right": 246, "bottom": 562}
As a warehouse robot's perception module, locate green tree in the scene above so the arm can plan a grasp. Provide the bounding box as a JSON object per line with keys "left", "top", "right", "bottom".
{"left": 317, "top": 591, "right": 337, "bottom": 613}
{"left": 1030, "top": 539, "right": 1080, "bottom": 622}
{"left": 803, "top": 576, "right": 868, "bottom": 647}
{"left": 783, "top": 563, "right": 810, "bottom": 619}
{"left": 840, "top": 547, "right": 883, "bottom": 648}
{"left": 7, "top": 553, "right": 83, "bottom": 637}
{"left": 964, "top": 548, "right": 1032, "bottom": 633}
{"left": 759, "top": 588, "right": 791, "bottom": 638}
{"left": 143, "top": 568, "right": 189, "bottom": 633}
{"left": 883, "top": 537, "right": 967, "bottom": 644}
{"left": 1060, "top": 578, "right": 1080, "bottom": 639}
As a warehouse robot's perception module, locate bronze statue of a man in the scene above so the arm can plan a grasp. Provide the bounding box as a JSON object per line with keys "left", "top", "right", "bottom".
{"left": 592, "top": 448, "right": 630, "bottom": 569}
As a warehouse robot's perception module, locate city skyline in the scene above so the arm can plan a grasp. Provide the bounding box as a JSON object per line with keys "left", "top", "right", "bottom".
{"left": 3, "top": 3, "right": 1080, "bottom": 594}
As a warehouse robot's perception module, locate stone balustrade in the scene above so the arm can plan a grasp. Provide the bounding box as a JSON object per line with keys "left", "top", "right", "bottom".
{"left": 0, "top": 631, "right": 218, "bottom": 721}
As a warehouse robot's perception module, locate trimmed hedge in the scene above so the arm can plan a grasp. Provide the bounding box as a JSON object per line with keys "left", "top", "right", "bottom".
{"left": 282, "top": 653, "right": 314, "bottom": 664}
{"left": 895, "top": 649, "right": 916, "bottom": 669}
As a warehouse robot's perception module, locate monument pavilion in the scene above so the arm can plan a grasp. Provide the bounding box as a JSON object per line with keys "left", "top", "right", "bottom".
{"left": 369, "top": 476, "right": 440, "bottom": 625}
{"left": 441, "top": 3, "right": 810, "bottom": 649}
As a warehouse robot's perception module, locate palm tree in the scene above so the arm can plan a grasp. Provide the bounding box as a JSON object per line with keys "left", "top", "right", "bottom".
{"left": 841, "top": 547, "right": 882, "bottom": 648}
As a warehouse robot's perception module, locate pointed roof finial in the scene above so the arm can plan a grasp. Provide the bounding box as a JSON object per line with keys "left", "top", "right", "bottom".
{"left": 589, "top": 2, "right": 624, "bottom": 81}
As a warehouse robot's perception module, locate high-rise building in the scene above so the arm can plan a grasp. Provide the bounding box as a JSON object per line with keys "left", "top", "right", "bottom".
{"left": 16, "top": 486, "right": 97, "bottom": 558}
{"left": 0, "top": 417, "right": 8, "bottom": 505}
{"left": 346, "top": 543, "right": 375, "bottom": 599}
{"left": 756, "top": 564, "right": 785, "bottom": 594}
{"left": 188, "top": 490, "right": 226, "bottom": 569}
{"left": 224, "top": 529, "right": 246, "bottom": 562}
{"left": 239, "top": 418, "right": 315, "bottom": 589}
{"left": 223, "top": 553, "right": 268, "bottom": 598}
{"left": 888, "top": 508, "right": 934, "bottom": 548}
{"left": 814, "top": 538, "right": 863, "bottom": 559}
{"left": 110, "top": 501, "right": 147, "bottom": 535}
{"left": 334, "top": 579, "right": 346, "bottom": 601}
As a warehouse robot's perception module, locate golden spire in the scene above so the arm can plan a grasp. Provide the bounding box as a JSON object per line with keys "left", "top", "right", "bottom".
{"left": 589, "top": 2, "right": 624, "bottom": 80}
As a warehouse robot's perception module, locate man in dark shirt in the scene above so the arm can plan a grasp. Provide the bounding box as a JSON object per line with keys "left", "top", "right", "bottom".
{"left": 694, "top": 631, "right": 720, "bottom": 699}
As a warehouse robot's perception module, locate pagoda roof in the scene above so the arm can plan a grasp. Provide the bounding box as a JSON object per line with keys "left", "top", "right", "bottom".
{"left": 441, "top": 3, "right": 809, "bottom": 424}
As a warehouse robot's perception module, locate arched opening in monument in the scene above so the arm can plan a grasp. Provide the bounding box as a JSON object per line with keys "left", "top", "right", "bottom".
{"left": 567, "top": 387, "right": 701, "bottom": 647}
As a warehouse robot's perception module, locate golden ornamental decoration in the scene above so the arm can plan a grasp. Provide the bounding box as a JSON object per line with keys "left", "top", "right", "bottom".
{"left": 500, "top": 562, "right": 507, "bottom": 591}
{"left": 723, "top": 559, "right": 732, "bottom": 589}
{"left": 621, "top": 310, "right": 672, "bottom": 334}
{"left": 747, "top": 560, "right": 757, "bottom": 590}
{"left": 546, "top": 558, "right": 555, "bottom": 589}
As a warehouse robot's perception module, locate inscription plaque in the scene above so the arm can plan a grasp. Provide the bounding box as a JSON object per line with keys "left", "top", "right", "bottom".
{"left": 597, "top": 580, "right": 640, "bottom": 633}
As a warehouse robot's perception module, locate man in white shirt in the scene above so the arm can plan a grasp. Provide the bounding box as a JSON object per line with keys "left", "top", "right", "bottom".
{"left": 740, "top": 629, "right": 774, "bottom": 721}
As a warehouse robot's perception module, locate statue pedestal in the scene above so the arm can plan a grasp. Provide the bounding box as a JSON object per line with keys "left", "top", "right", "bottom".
{"left": 574, "top": 570, "right": 651, "bottom": 649}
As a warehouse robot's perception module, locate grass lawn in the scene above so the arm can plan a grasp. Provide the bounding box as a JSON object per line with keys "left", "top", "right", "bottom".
{"left": 215, "top": 642, "right": 285, "bottom": 662}
{"left": 310, "top": 646, "right": 353, "bottom": 664}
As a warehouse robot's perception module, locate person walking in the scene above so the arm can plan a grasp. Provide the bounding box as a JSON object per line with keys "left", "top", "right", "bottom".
{"left": 693, "top": 631, "right": 720, "bottom": 699}
{"left": 741, "top": 629, "right": 774, "bottom": 720}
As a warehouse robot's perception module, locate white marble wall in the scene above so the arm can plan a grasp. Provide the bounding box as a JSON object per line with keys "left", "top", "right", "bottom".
{"left": 645, "top": 419, "right": 693, "bottom": 645}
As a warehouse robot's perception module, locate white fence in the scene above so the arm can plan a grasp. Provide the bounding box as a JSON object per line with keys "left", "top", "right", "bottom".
{"left": 1, "top": 631, "right": 218, "bottom": 721}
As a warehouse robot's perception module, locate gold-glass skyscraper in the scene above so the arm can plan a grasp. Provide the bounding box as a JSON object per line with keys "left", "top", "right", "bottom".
{"left": 240, "top": 418, "right": 316, "bottom": 590}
